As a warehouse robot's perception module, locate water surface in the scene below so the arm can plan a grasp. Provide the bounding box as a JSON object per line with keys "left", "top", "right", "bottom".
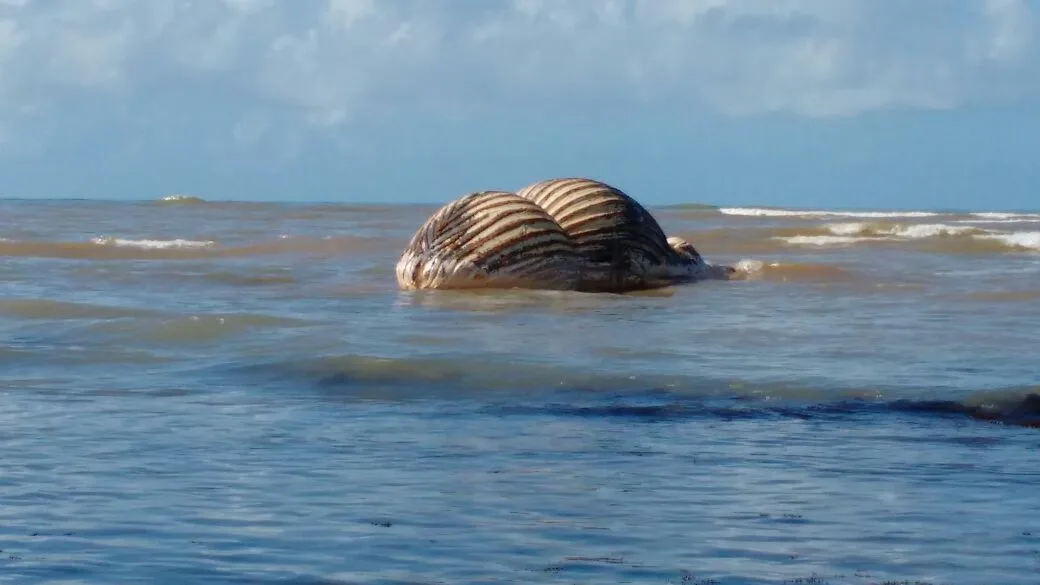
{"left": 2, "top": 196, "right": 1039, "bottom": 584}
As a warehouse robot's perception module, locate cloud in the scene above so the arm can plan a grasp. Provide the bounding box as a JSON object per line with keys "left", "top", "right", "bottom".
{"left": 0, "top": 0, "right": 1037, "bottom": 150}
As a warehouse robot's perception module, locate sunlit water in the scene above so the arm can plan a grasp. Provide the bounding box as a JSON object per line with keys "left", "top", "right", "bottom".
{"left": 2, "top": 197, "right": 1039, "bottom": 584}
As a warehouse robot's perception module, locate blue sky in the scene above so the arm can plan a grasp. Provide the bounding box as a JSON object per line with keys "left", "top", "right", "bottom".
{"left": 1, "top": 0, "right": 1038, "bottom": 211}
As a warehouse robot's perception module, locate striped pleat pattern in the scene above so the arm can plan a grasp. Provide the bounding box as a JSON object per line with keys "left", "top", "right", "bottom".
{"left": 516, "top": 178, "right": 692, "bottom": 291}
{"left": 395, "top": 191, "right": 582, "bottom": 291}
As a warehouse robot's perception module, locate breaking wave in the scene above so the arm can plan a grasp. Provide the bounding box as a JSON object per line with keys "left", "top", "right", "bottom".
{"left": 719, "top": 207, "right": 1040, "bottom": 222}
{"left": 970, "top": 212, "right": 1040, "bottom": 220}
{"left": 719, "top": 207, "right": 940, "bottom": 219}
{"left": 776, "top": 235, "right": 885, "bottom": 247}
{"left": 156, "top": 194, "right": 207, "bottom": 204}
{"left": 770, "top": 221, "right": 1040, "bottom": 252}
{"left": 955, "top": 218, "right": 1040, "bottom": 225}
{"left": 974, "top": 231, "right": 1040, "bottom": 251}
{"left": 824, "top": 222, "right": 982, "bottom": 238}
{"left": 91, "top": 236, "right": 216, "bottom": 249}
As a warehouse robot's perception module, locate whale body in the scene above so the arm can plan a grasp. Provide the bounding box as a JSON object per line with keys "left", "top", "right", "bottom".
{"left": 396, "top": 179, "right": 733, "bottom": 293}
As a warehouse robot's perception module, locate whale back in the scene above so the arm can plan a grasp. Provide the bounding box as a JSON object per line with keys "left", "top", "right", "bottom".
{"left": 516, "top": 178, "right": 686, "bottom": 291}
{"left": 395, "top": 190, "right": 583, "bottom": 291}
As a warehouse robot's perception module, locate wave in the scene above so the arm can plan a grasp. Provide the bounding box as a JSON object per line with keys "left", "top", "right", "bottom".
{"left": 769, "top": 222, "right": 1040, "bottom": 252}
{"left": 497, "top": 395, "right": 1040, "bottom": 429}
{"left": 825, "top": 222, "right": 982, "bottom": 239}
{"left": 974, "top": 231, "right": 1040, "bottom": 251}
{"left": 970, "top": 211, "right": 1040, "bottom": 220}
{"left": 0, "top": 235, "right": 391, "bottom": 260}
{"left": 718, "top": 207, "right": 1040, "bottom": 221}
{"left": 155, "top": 194, "right": 207, "bottom": 204}
{"left": 91, "top": 236, "right": 216, "bottom": 249}
{"left": 954, "top": 218, "right": 1040, "bottom": 225}
{"left": 243, "top": 353, "right": 1040, "bottom": 429}
{"left": 775, "top": 235, "right": 885, "bottom": 247}
{"left": 719, "top": 207, "right": 941, "bottom": 219}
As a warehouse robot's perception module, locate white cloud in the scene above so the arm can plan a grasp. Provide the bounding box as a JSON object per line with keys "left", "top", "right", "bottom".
{"left": 0, "top": 0, "right": 1037, "bottom": 148}
{"left": 981, "top": 0, "right": 1034, "bottom": 63}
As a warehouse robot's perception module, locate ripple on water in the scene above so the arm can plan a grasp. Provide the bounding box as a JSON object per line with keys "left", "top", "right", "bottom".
{"left": 0, "top": 298, "right": 161, "bottom": 320}
{"left": 86, "top": 313, "right": 320, "bottom": 345}
{"left": 3, "top": 200, "right": 1040, "bottom": 584}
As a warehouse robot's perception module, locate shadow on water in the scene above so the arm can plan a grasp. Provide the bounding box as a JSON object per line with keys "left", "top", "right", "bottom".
{"left": 491, "top": 394, "right": 1040, "bottom": 429}
{"left": 390, "top": 287, "right": 678, "bottom": 314}
{"left": 236, "top": 354, "right": 1040, "bottom": 430}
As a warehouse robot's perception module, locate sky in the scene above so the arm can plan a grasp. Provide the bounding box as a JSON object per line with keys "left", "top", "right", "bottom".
{"left": 0, "top": 0, "right": 1038, "bottom": 211}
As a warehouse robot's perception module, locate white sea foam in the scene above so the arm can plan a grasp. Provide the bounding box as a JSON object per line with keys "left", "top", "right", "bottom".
{"left": 733, "top": 259, "right": 768, "bottom": 273}
{"left": 157, "top": 194, "right": 207, "bottom": 203}
{"left": 894, "top": 224, "right": 979, "bottom": 238}
{"left": 974, "top": 232, "right": 1040, "bottom": 251}
{"left": 954, "top": 218, "right": 1040, "bottom": 225}
{"left": 777, "top": 235, "right": 880, "bottom": 246}
{"left": 719, "top": 207, "right": 939, "bottom": 219}
{"left": 795, "top": 222, "right": 1040, "bottom": 251}
{"left": 720, "top": 207, "right": 1040, "bottom": 221}
{"left": 970, "top": 212, "right": 1040, "bottom": 220}
{"left": 825, "top": 222, "right": 979, "bottom": 239}
{"left": 825, "top": 222, "right": 871, "bottom": 236}
{"left": 90, "top": 236, "right": 216, "bottom": 249}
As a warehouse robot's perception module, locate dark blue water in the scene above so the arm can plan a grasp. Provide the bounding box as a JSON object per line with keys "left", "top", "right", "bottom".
{"left": 2, "top": 199, "right": 1039, "bottom": 584}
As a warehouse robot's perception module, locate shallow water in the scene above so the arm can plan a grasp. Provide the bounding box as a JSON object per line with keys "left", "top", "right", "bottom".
{"left": 2, "top": 197, "right": 1039, "bottom": 584}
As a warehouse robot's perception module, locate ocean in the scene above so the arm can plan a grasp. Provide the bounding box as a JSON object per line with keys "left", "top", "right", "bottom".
{"left": 1, "top": 195, "right": 1038, "bottom": 584}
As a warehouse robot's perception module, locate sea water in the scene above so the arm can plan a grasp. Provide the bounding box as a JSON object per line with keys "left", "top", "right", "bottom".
{"left": 1, "top": 197, "right": 1039, "bottom": 584}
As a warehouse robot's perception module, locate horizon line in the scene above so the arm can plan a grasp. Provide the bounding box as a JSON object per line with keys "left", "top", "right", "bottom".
{"left": 1, "top": 196, "right": 1037, "bottom": 215}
